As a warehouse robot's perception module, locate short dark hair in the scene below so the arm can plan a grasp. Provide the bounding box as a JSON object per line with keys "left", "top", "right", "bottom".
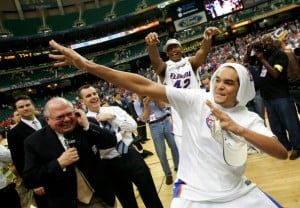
{"left": 78, "top": 84, "right": 92, "bottom": 98}
{"left": 200, "top": 73, "right": 211, "bottom": 81}
{"left": 13, "top": 95, "right": 33, "bottom": 109}
{"left": 225, "top": 54, "right": 237, "bottom": 62}
{"left": 114, "top": 92, "right": 120, "bottom": 97}
{"left": 0, "top": 127, "right": 5, "bottom": 138}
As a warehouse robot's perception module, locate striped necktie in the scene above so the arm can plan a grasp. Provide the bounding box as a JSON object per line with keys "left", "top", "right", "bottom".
{"left": 102, "top": 121, "right": 128, "bottom": 154}
{"left": 32, "top": 120, "right": 41, "bottom": 130}
{"left": 116, "top": 140, "right": 128, "bottom": 154}
{"left": 63, "top": 133, "right": 94, "bottom": 204}
{"left": 75, "top": 167, "right": 94, "bottom": 204}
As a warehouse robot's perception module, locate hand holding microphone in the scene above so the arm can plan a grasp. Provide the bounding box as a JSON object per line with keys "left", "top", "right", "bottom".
{"left": 57, "top": 132, "right": 79, "bottom": 169}
{"left": 57, "top": 147, "right": 79, "bottom": 169}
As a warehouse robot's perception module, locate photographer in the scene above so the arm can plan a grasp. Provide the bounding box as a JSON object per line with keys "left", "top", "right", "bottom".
{"left": 252, "top": 34, "right": 300, "bottom": 160}
{"left": 243, "top": 42, "right": 265, "bottom": 121}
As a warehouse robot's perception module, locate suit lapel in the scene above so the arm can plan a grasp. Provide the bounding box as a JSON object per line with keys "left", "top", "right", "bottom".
{"left": 44, "top": 126, "right": 66, "bottom": 155}
{"left": 19, "top": 121, "right": 36, "bottom": 133}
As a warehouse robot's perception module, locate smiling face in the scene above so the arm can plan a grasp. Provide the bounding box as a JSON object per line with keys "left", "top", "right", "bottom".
{"left": 213, "top": 66, "right": 239, "bottom": 108}
{"left": 79, "top": 86, "right": 101, "bottom": 113}
{"left": 166, "top": 44, "right": 182, "bottom": 62}
{"left": 45, "top": 98, "right": 77, "bottom": 134}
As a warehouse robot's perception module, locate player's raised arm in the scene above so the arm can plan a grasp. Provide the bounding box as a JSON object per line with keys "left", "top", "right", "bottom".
{"left": 48, "top": 40, "right": 168, "bottom": 103}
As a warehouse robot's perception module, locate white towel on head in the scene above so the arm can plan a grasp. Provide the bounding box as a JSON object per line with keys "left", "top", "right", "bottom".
{"left": 210, "top": 63, "right": 255, "bottom": 107}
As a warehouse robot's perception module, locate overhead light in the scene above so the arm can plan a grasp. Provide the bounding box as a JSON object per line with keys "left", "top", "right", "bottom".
{"left": 0, "top": 28, "right": 13, "bottom": 38}
{"left": 73, "top": 19, "right": 86, "bottom": 28}
{"left": 38, "top": 25, "right": 52, "bottom": 34}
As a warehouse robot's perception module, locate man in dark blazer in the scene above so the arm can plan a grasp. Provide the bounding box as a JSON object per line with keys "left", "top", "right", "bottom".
{"left": 128, "top": 93, "right": 150, "bottom": 144}
{"left": 23, "top": 97, "right": 117, "bottom": 208}
{"left": 111, "top": 92, "right": 130, "bottom": 114}
{"left": 79, "top": 85, "right": 163, "bottom": 208}
{"left": 7, "top": 95, "right": 48, "bottom": 208}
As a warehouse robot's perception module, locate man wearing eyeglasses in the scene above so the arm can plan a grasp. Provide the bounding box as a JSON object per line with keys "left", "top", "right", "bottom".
{"left": 22, "top": 97, "right": 118, "bottom": 208}
{"left": 7, "top": 95, "right": 48, "bottom": 208}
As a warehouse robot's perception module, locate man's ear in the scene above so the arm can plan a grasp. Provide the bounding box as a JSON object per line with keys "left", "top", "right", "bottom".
{"left": 44, "top": 117, "right": 49, "bottom": 123}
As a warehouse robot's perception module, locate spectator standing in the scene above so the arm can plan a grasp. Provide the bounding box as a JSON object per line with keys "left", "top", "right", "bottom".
{"left": 243, "top": 43, "right": 266, "bottom": 121}
{"left": 0, "top": 128, "right": 7, "bottom": 146}
{"left": 279, "top": 39, "right": 300, "bottom": 111}
{"left": 78, "top": 85, "right": 163, "bottom": 208}
{"left": 0, "top": 142, "right": 21, "bottom": 208}
{"left": 145, "top": 27, "right": 220, "bottom": 153}
{"left": 141, "top": 96, "right": 179, "bottom": 185}
{"left": 7, "top": 95, "right": 48, "bottom": 208}
{"left": 110, "top": 92, "right": 130, "bottom": 114}
{"left": 256, "top": 34, "right": 300, "bottom": 159}
{"left": 128, "top": 93, "right": 150, "bottom": 144}
{"left": 10, "top": 110, "right": 21, "bottom": 129}
{"left": 200, "top": 72, "right": 212, "bottom": 92}
{"left": 127, "top": 93, "right": 153, "bottom": 158}
{"left": 22, "top": 97, "right": 117, "bottom": 208}
{"left": 224, "top": 54, "right": 238, "bottom": 63}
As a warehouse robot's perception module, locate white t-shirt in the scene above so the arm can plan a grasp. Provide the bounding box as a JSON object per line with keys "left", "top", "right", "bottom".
{"left": 162, "top": 57, "right": 200, "bottom": 137}
{"left": 166, "top": 86, "right": 274, "bottom": 202}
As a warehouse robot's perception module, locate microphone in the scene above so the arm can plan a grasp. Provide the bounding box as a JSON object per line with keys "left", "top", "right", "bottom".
{"left": 64, "top": 132, "right": 76, "bottom": 148}
{"left": 62, "top": 132, "right": 77, "bottom": 172}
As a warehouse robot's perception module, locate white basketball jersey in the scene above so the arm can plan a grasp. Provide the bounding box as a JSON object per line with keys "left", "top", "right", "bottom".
{"left": 163, "top": 57, "right": 200, "bottom": 89}
{"left": 160, "top": 57, "right": 200, "bottom": 137}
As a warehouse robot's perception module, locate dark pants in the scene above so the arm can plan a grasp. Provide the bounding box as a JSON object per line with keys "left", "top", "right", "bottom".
{"left": 246, "top": 90, "right": 265, "bottom": 120}
{"left": 34, "top": 192, "right": 49, "bottom": 208}
{"left": 136, "top": 121, "right": 148, "bottom": 141}
{"left": 103, "top": 147, "right": 163, "bottom": 208}
{"left": 289, "top": 85, "right": 300, "bottom": 112}
{"left": 0, "top": 183, "right": 21, "bottom": 208}
{"left": 264, "top": 97, "right": 300, "bottom": 150}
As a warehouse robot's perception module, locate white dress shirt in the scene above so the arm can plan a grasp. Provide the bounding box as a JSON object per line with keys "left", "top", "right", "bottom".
{"left": 86, "top": 106, "right": 137, "bottom": 159}
{"left": 21, "top": 117, "right": 42, "bottom": 130}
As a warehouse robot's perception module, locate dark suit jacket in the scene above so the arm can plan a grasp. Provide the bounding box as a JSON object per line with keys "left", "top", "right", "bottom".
{"left": 128, "top": 100, "right": 145, "bottom": 125}
{"left": 23, "top": 122, "right": 117, "bottom": 208}
{"left": 7, "top": 118, "right": 47, "bottom": 176}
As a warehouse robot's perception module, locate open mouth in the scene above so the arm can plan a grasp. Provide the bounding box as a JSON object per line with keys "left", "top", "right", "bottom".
{"left": 90, "top": 98, "right": 99, "bottom": 104}
{"left": 61, "top": 122, "right": 74, "bottom": 130}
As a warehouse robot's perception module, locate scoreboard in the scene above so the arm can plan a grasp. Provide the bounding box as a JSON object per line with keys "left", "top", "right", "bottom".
{"left": 0, "top": 52, "right": 33, "bottom": 61}
{"left": 0, "top": 50, "right": 51, "bottom": 70}
{"left": 167, "top": 0, "right": 204, "bottom": 20}
{"left": 166, "top": 0, "right": 207, "bottom": 32}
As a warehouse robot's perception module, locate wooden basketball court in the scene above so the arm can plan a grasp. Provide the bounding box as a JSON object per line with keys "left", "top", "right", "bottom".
{"left": 131, "top": 127, "right": 300, "bottom": 208}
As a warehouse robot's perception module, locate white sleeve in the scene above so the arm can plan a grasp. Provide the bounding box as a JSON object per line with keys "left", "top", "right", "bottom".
{"left": 111, "top": 106, "right": 137, "bottom": 132}
{"left": 0, "top": 145, "right": 12, "bottom": 163}
{"left": 166, "top": 86, "right": 206, "bottom": 117}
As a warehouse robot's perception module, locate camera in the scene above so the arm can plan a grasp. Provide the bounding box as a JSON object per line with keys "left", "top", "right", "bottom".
{"left": 294, "top": 47, "right": 300, "bottom": 56}
{"left": 253, "top": 44, "right": 265, "bottom": 53}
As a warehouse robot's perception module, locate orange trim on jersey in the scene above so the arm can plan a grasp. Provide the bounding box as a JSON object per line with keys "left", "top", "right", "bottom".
{"left": 173, "top": 179, "right": 185, "bottom": 197}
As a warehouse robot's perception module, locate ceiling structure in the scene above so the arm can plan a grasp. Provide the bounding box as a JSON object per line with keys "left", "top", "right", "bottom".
{"left": 0, "top": 0, "right": 115, "bottom": 20}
